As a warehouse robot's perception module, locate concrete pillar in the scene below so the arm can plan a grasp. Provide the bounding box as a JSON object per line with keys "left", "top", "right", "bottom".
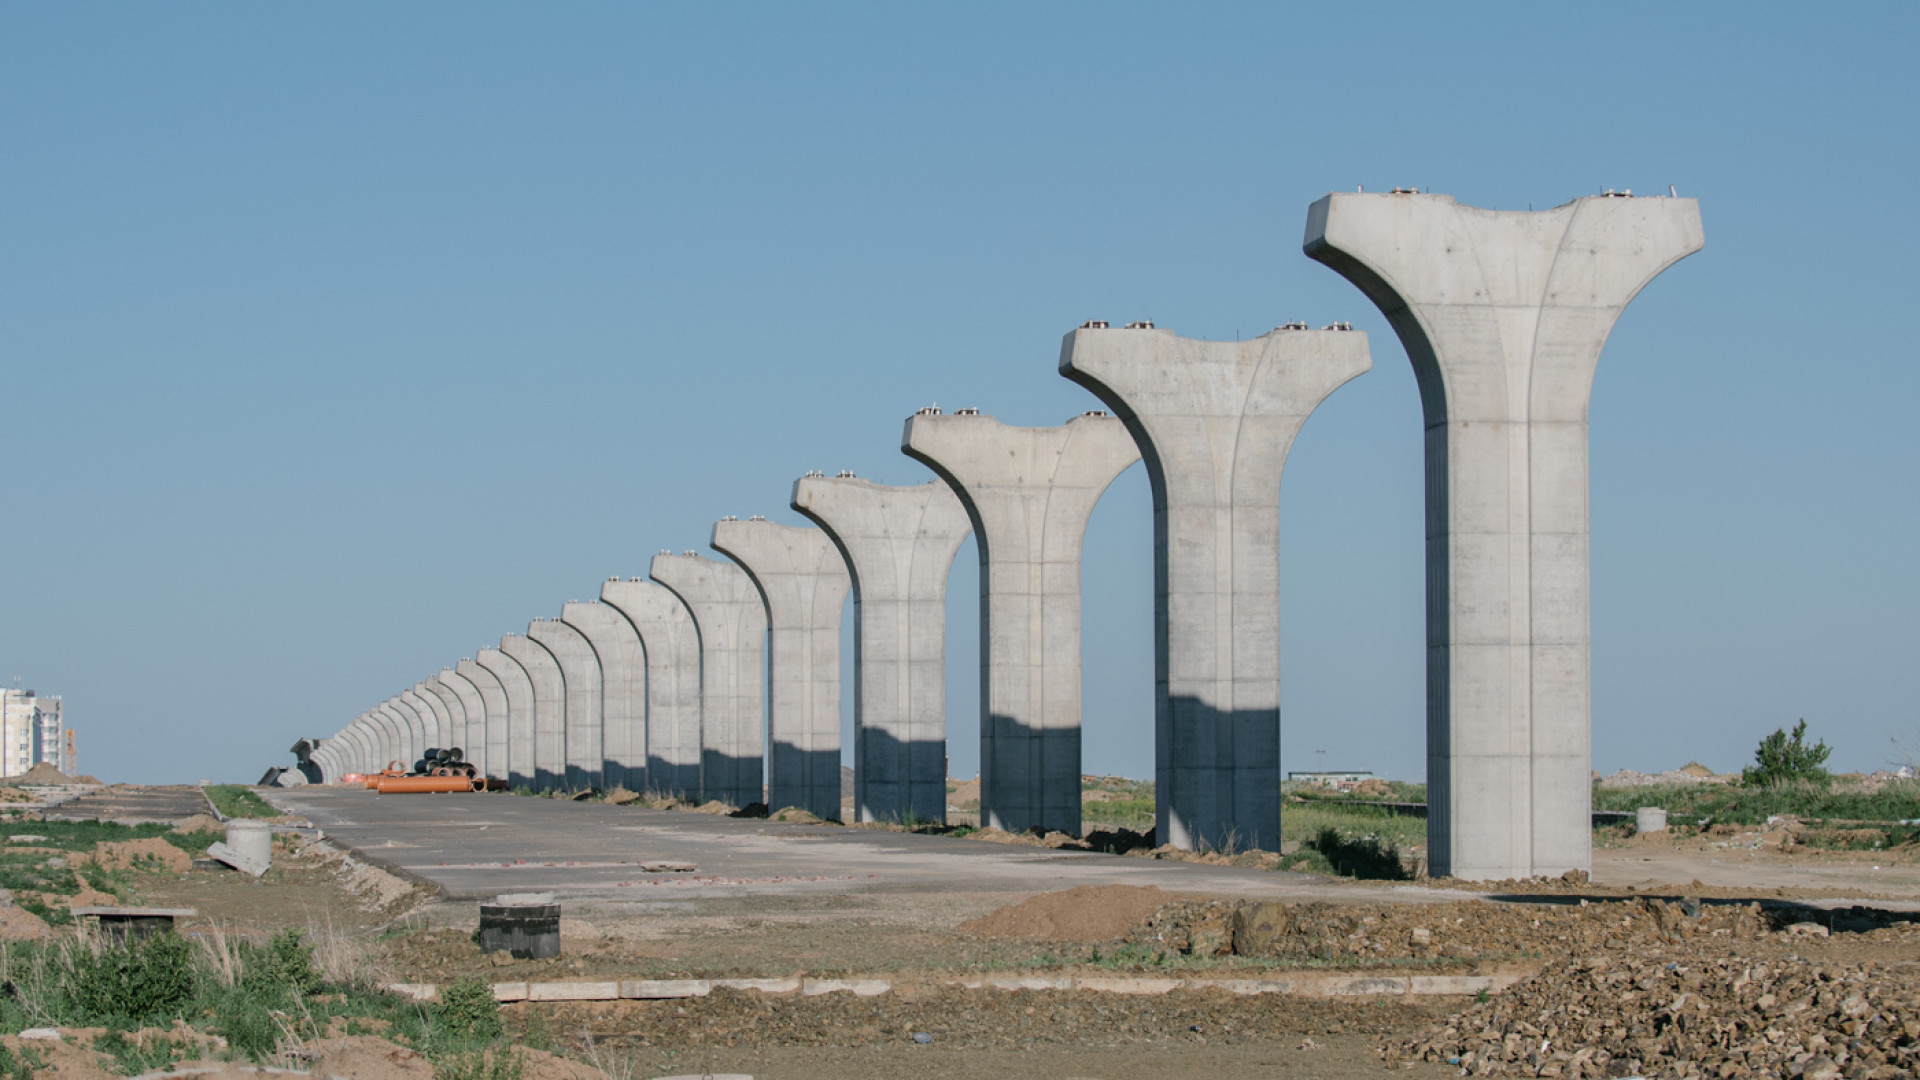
{"left": 652, "top": 551, "right": 766, "bottom": 807}
{"left": 712, "top": 517, "right": 850, "bottom": 821}
{"left": 792, "top": 472, "right": 971, "bottom": 825}
{"left": 349, "top": 717, "right": 381, "bottom": 772}
{"left": 602, "top": 576, "right": 703, "bottom": 798}
{"left": 499, "top": 634, "right": 564, "bottom": 790}
{"left": 475, "top": 647, "right": 534, "bottom": 787}
{"left": 388, "top": 697, "right": 427, "bottom": 766}
{"left": 424, "top": 677, "right": 468, "bottom": 758}
{"left": 456, "top": 659, "right": 509, "bottom": 781}
{"left": 527, "top": 616, "right": 604, "bottom": 790}
{"left": 562, "top": 596, "right": 648, "bottom": 792}
{"left": 407, "top": 684, "right": 451, "bottom": 753}
{"left": 368, "top": 711, "right": 403, "bottom": 770}
{"left": 903, "top": 409, "right": 1140, "bottom": 835}
{"left": 437, "top": 669, "right": 487, "bottom": 766}
{"left": 379, "top": 701, "right": 419, "bottom": 767}
{"left": 1060, "top": 322, "right": 1371, "bottom": 852}
{"left": 1305, "top": 190, "right": 1704, "bottom": 879}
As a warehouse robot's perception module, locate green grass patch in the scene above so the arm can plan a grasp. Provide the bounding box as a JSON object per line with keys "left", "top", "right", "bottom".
{"left": 1590, "top": 779, "right": 1920, "bottom": 826}
{"left": 203, "top": 785, "right": 278, "bottom": 819}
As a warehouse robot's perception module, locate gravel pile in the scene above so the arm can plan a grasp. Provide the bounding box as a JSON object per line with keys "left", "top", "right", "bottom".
{"left": 1391, "top": 947, "right": 1920, "bottom": 1078}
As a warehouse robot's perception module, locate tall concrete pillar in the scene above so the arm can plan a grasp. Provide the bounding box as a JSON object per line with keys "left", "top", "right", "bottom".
{"left": 350, "top": 717, "right": 383, "bottom": 771}
{"left": 652, "top": 551, "right": 766, "bottom": 807}
{"left": 712, "top": 516, "right": 850, "bottom": 821}
{"left": 407, "top": 684, "right": 451, "bottom": 752}
{"left": 602, "top": 576, "right": 702, "bottom": 797}
{"left": 424, "top": 677, "right": 468, "bottom": 757}
{"left": 476, "top": 647, "right": 534, "bottom": 787}
{"left": 792, "top": 472, "right": 971, "bottom": 825}
{"left": 379, "top": 700, "right": 420, "bottom": 767}
{"left": 1305, "top": 190, "right": 1704, "bottom": 879}
{"left": 500, "top": 634, "right": 564, "bottom": 790}
{"left": 388, "top": 697, "right": 427, "bottom": 765}
{"left": 903, "top": 409, "right": 1140, "bottom": 835}
{"left": 369, "top": 710, "right": 404, "bottom": 769}
{"left": 437, "top": 669, "right": 486, "bottom": 765}
{"left": 527, "top": 616, "right": 604, "bottom": 790}
{"left": 1061, "top": 322, "right": 1371, "bottom": 852}
{"left": 455, "top": 659, "right": 509, "bottom": 781}
{"left": 562, "top": 596, "right": 648, "bottom": 791}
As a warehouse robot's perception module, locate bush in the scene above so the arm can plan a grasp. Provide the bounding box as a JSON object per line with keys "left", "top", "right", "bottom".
{"left": 1744, "top": 719, "right": 1832, "bottom": 788}
{"left": 1306, "top": 827, "right": 1411, "bottom": 881}
{"left": 244, "top": 927, "right": 323, "bottom": 997}
{"left": 436, "top": 976, "right": 503, "bottom": 1041}
{"left": 63, "top": 932, "right": 196, "bottom": 1023}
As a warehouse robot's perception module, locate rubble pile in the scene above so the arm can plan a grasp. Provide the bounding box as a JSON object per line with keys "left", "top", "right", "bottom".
{"left": 1392, "top": 951, "right": 1920, "bottom": 1078}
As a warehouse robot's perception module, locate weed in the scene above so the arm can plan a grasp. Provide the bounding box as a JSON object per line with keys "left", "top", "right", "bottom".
{"left": 64, "top": 931, "right": 197, "bottom": 1023}
{"left": 437, "top": 977, "right": 503, "bottom": 1041}
{"left": 435, "top": 1049, "right": 525, "bottom": 1080}
{"left": 204, "top": 785, "right": 279, "bottom": 819}
{"left": 0, "top": 1045, "right": 33, "bottom": 1080}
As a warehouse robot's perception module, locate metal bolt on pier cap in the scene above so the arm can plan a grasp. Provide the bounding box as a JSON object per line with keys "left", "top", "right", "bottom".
{"left": 954, "top": 407, "right": 980, "bottom": 415}
{"left": 1278, "top": 321, "right": 1309, "bottom": 331}
{"left": 915, "top": 405, "right": 942, "bottom": 416}
{"left": 836, "top": 470, "right": 855, "bottom": 478}
{"left": 1123, "top": 320, "right": 1155, "bottom": 330}
{"left": 1080, "top": 319, "right": 1109, "bottom": 329}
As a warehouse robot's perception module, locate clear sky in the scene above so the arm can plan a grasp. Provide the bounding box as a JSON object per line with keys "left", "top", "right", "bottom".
{"left": 2, "top": 4, "right": 1915, "bottom": 786}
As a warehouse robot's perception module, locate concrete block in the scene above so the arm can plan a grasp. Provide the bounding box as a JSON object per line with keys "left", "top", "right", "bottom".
{"left": 491, "top": 982, "right": 529, "bottom": 1002}
{"left": 903, "top": 410, "right": 1138, "bottom": 836}
{"left": 652, "top": 552, "right": 766, "bottom": 807}
{"left": 601, "top": 578, "right": 703, "bottom": 798}
{"left": 1306, "top": 189, "right": 1703, "bottom": 879}
{"left": 801, "top": 978, "right": 891, "bottom": 997}
{"left": 206, "top": 841, "right": 267, "bottom": 878}
{"left": 528, "top": 617, "right": 605, "bottom": 791}
{"left": 712, "top": 977, "right": 802, "bottom": 993}
{"left": 528, "top": 981, "right": 620, "bottom": 1002}
{"left": 711, "top": 519, "right": 850, "bottom": 820}
{"left": 792, "top": 473, "right": 971, "bottom": 825}
{"left": 620, "top": 979, "right": 712, "bottom": 999}
{"left": 1072, "top": 977, "right": 1181, "bottom": 995}
{"left": 385, "top": 983, "right": 438, "bottom": 1002}
{"left": 500, "top": 634, "right": 565, "bottom": 791}
{"left": 1060, "top": 323, "right": 1370, "bottom": 851}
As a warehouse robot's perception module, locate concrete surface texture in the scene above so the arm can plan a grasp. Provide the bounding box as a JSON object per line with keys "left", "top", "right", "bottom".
{"left": 375, "top": 702, "right": 414, "bottom": 768}
{"left": 652, "top": 551, "right": 767, "bottom": 807}
{"left": 792, "top": 471, "right": 971, "bottom": 825}
{"left": 562, "top": 598, "right": 648, "bottom": 791}
{"left": 527, "top": 616, "right": 605, "bottom": 790}
{"left": 455, "top": 659, "right": 508, "bottom": 780}
{"left": 1060, "top": 322, "right": 1371, "bottom": 853}
{"left": 408, "top": 683, "right": 452, "bottom": 752}
{"left": 903, "top": 409, "right": 1140, "bottom": 836}
{"left": 1304, "top": 190, "right": 1704, "bottom": 880}
{"left": 350, "top": 716, "right": 380, "bottom": 772}
{"left": 712, "top": 516, "right": 852, "bottom": 820}
{"left": 499, "top": 633, "right": 566, "bottom": 790}
{"left": 475, "top": 647, "right": 534, "bottom": 787}
{"left": 338, "top": 720, "right": 368, "bottom": 773}
{"left": 601, "top": 576, "right": 703, "bottom": 798}
{"left": 437, "top": 669, "right": 487, "bottom": 769}
{"left": 423, "top": 676, "right": 470, "bottom": 759}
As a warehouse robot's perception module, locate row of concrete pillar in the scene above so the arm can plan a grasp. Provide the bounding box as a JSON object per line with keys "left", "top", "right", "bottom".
{"left": 309, "top": 190, "right": 1703, "bottom": 879}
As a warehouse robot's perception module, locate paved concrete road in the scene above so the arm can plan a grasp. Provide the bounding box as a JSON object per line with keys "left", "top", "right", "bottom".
{"left": 269, "top": 787, "right": 1462, "bottom": 911}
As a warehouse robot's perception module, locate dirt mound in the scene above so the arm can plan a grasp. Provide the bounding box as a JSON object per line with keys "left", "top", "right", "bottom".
{"left": 6, "top": 762, "right": 80, "bottom": 785}
{"left": 958, "top": 885, "right": 1172, "bottom": 942}
{"left": 0, "top": 1032, "right": 113, "bottom": 1080}
{"left": 948, "top": 777, "right": 980, "bottom": 804}
{"left": 0, "top": 903, "right": 53, "bottom": 940}
{"left": 689, "top": 800, "right": 737, "bottom": 815}
{"left": 171, "top": 813, "right": 224, "bottom": 834}
{"left": 300, "top": 1036, "right": 598, "bottom": 1080}
{"left": 86, "top": 837, "right": 191, "bottom": 873}
{"left": 770, "top": 806, "right": 823, "bottom": 823}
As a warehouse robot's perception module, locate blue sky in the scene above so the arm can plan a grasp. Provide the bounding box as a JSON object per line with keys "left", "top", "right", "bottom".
{"left": 2, "top": 4, "right": 1914, "bottom": 785}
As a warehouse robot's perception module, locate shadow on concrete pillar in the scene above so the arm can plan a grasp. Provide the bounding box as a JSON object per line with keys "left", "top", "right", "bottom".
{"left": 792, "top": 470, "right": 971, "bottom": 826}
{"left": 602, "top": 575, "right": 702, "bottom": 799}
{"left": 456, "top": 658, "right": 509, "bottom": 782}
{"left": 652, "top": 551, "right": 766, "bottom": 807}
{"left": 1305, "top": 189, "right": 1704, "bottom": 880}
{"left": 1061, "top": 321, "right": 1371, "bottom": 853}
{"left": 528, "top": 616, "right": 604, "bottom": 791}
{"left": 501, "top": 633, "right": 566, "bottom": 791}
{"left": 712, "top": 516, "right": 851, "bottom": 821}
{"left": 475, "top": 646, "right": 534, "bottom": 788}
{"left": 903, "top": 409, "right": 1140, "bottom": 837}
{"left": 562, "top": 596, "right": 648, "bottom": 792}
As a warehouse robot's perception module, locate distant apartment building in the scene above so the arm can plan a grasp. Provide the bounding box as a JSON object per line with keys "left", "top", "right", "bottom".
{"left": 0, "top": 689, "right": 69, "bottom": 777}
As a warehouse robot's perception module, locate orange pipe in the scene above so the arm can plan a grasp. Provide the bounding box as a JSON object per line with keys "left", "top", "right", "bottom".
{"left": 376, "top": 776, "right": 481, "bottom": 794}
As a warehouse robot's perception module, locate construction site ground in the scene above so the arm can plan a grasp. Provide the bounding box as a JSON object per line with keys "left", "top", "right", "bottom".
{"left": 9, "top": 784, "right": 1919, "bottom": 1079}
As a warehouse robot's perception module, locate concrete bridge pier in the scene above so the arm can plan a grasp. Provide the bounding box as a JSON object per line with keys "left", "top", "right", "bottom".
{"left": 562, "top": 597, "right": 648, "bottom": 792}
{"left": 602, "top": 575, "right": 703, "bottom": 799}
{"left": 652, "top": 552, "right": 767, "bottom": 808}
{"left": 475, "top": 646, "right": 534, "bottom": 788}
{"left": 528, "top": 616, "right": 605, "bottom": 791}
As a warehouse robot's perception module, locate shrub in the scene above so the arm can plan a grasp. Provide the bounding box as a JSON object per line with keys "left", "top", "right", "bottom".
{"left": 244, "top": 927, "right": 323, "bottom": 997}
{"left": 63, "top": 932, "right": 196, "bottom": 1023}
{"left": 1744, "top": 719, "right": 1832, "bottom": 788}
{"left": 435, "top": 1049, "right": 524, "bottom": 1080}
{"left": 436, "top": 976, "right": 503, "bottom": 1041}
